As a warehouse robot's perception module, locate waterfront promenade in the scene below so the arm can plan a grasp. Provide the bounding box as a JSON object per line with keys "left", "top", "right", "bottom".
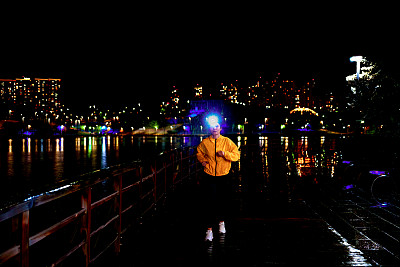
{"left": 94, "top": 137, "right": 400, "bottom": 266}
{"left": 2, "top": 135, "right": 400, "bottom": 266}
{"left": 99, "top": 185, "right": 368, "bottom": 266}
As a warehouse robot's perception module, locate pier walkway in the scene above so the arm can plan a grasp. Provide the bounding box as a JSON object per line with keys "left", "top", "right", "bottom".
{"left": 2, "top": 135, "right": 400, "bottom": 266}
{"left": 94, "top": 137, "right": 400, "bottom": 266}
{"left": 97, "top": 186, "right": 364, "bottom": 266}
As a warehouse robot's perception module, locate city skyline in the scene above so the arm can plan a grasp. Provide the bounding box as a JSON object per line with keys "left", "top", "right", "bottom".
{"left": 0, "top": 54, "right": 387, "bottom": 116}
{"left": 0, "top": 67, "right": 341, "bottom": 119}
{"left": 0, "top": 66, "right": 346, "bottom": 136}
{"left": 1, "top": 50, "right": 398, "bottom": 124}
{"left": 1, "top": 54, "right": 396, "bottom": 135}
{"left": 0, "top": 53, "right": 359, "bottom": 109}
{"left": 1, "top": 24, "right": 383, "bottom": 109}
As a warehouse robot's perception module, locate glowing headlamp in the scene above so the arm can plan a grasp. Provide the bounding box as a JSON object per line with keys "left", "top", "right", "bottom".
{"left": 206, "top": 115, "right": 220, "bottom": 128}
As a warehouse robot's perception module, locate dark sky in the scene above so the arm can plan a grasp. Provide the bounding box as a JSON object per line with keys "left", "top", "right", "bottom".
{"left": 0, "top": 43, "right": 374, "bottom": 109}
{"left": 0, "top": 6, "right": 396, "bottom": 111}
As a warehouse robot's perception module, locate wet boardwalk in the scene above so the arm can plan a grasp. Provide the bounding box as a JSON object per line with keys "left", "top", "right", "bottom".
{"left": 94, "top": 185, "right": 376, "bottom": 266}
{"left": 93, "top": 136, "right": 400, "bottom": 266}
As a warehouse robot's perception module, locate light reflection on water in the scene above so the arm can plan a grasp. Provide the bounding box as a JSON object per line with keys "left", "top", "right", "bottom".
{"left": 235, "top": 135, "right": 338, "bottom": 179}
{"left": 0, "top": 134, "right": 340, "bottom": 208}
{"left": 0, "top": 135, "right": 201, "bottom": 207}
{"left": 233, "top": 134, "right": 340, "bottom": 196}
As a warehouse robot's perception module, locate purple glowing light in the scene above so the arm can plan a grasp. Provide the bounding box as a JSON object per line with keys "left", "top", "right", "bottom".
{"left": 369, "top": 170, "right": 388, "bottom": 176}
{"left": 343, "top": 184, "right": 354, "bottom": 190}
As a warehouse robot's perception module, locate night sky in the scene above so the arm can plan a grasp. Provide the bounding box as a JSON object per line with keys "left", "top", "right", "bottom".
{"left": 0, "top": 41, "right": 368, "bottom": 107}
{"left": 1, "top": 6, "right": 396, "bottom": 111}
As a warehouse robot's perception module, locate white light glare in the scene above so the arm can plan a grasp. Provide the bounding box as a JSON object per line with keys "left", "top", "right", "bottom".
{"left": 350, "top": 56, "right": 363, "bottom": 62}
{"left": 206, "top": 115, "right": 219, "bottom": 127}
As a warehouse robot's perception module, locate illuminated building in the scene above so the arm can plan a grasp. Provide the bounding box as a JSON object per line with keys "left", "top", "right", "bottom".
{"left": 170, "top": 85, "right": 179, "bottom": 107}
{"left": 296, "top": 80, "right": 315, "bottom": 109}
{"left": 34, "top": 78, "right": 62, "bottom": 116}
{"left": 242, "top": 85, "right": 259, "bottom": 106}
{"left": 324, "top": 94, "right": 337, "bottom": 112}
{"left": 0, "top": 79, "right": 16, "bottom": 103}
{"left": 15, "top": 78, "right": 35, "bottom": 108}
{"left": 219, "top": 82, "right": 238, "bottom": 104}
{"left": 194, "top": 85, "right": 203, "bottom": 99}
{"left": 160, "top": 85, "right": 182, "bottom": 118}
{"left": 266, "top": 74, "right": 296, "bottom": 109}
{"left": 0, "top": 77, "right": 62, "bottom": 122}
{"left": 209, "top": 74, "right": 333, "bottom": 114}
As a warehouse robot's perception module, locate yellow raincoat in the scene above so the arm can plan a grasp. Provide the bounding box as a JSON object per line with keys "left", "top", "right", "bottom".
{"left": 197, "top": 135, "right": 240, "bottom": 176}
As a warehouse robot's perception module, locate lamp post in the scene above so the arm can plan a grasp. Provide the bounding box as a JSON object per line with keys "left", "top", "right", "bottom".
{"left": 350, "top": 56, "right": 363, "bottom": 80}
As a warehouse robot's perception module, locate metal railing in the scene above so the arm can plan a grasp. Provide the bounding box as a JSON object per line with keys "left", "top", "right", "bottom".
{"left": 0, "top": 146, "right": 201, "bottom": 267}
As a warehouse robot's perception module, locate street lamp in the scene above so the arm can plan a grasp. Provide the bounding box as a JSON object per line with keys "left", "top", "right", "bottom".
{"left": 350, "top": 56, "right": 363, "bottom": 80}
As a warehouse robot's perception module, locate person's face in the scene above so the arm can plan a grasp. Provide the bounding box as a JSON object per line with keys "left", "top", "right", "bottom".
{"left": 210, "top": 123, "right": 221, "bottom": 135}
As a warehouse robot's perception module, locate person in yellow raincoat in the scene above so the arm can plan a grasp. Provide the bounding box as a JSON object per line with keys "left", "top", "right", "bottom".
{"left": 196, "top": 117, "right": 240, "bottom": 242}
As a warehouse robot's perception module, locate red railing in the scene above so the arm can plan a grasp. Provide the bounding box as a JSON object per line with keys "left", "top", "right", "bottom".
{"left": 0, "top": 146, "right": 200, "bottom": 266}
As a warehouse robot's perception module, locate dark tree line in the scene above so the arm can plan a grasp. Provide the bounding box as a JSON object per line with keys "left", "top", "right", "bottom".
{"left": 345, "top": 57, "right": 400, "bottom": 135}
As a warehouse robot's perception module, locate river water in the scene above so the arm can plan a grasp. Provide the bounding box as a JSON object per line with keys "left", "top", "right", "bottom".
{"left": 0, "top": 135, "right": 202, "bottom": 209}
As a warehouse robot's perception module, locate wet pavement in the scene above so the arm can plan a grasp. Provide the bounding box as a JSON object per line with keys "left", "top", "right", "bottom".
{"left": 95, "top": 185, "right": 383, "bottom": 266}
{"left": 94, "top": 135, "right": 400, "bottom": 266}
{"left": 306, "top": 185, "right": 400, "bottom": 266}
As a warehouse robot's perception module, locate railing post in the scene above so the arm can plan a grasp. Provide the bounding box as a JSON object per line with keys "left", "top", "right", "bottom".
{"left": 188, "top": 148, "right": 191, "bottom": 179}
{"left": 81, "top": 187, "right": 91, "bottom": 267}
{"left": 153, "top": 160, "right": 157, "bottom": 205}
{"left": 180, "top": 150, "right": 183, "bottom": 182}
{"left": 21, "top": 210, "right": 29, "bottom": 267}
{"left": 171, "top": 153, "right": 175, "bottom": 187}
{"left": 195, "top": 151, "right": 199, "bottom": 184}
{"left": 164, "top": 160, "right": 167, "bottom": 197}
{"left": 113, "top": 175, "right": 122, "bottom": 255}
{"left": 137, "top": 166, "right": 143, "bottom": 222}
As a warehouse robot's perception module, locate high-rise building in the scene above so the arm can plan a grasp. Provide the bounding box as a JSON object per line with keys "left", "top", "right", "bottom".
{"left": 297, "top": 80, "right": 315, "bottom": 109}
{"left": 194, "top": 84, "right": 203, "bottom": 99}
{"left": 0, "top": 77, "right": 62, "bottom": 122}
{"left": 34, "top": 78, "right": 62, "bottom": 116}
{"left": 266, "top": 74, "right": 296, "bottom": 110}
{"left": 160, "top": 85, "right": 181, "bottom": 118}
{"left": 219, "top": 82, "right": 238, "bottom": 104}
{"left": 0, "top": 79, "right": 16, "bottom": 105}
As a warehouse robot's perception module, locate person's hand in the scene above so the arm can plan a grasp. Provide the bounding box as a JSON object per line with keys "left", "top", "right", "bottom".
{"left": 216, "top": 151, "right": 225, "bottom": 157}
{"left": 202, "top": 161, "right": 209, "bottom": 167}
